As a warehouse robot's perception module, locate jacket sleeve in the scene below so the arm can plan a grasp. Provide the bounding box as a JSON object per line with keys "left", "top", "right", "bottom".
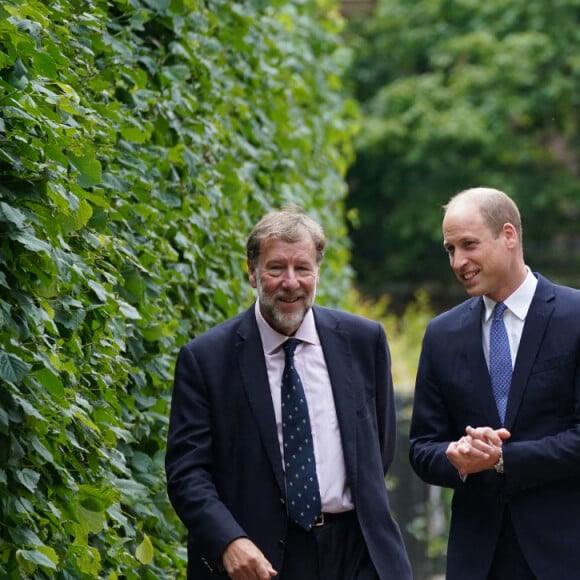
{"left": 408, "top": 323, "right": 468, "bottom": 489}
{"left": 165, "top": 343, "right": 246, "bottom": 566}
{"left": 375, "top": 323, "right": 397, "bottom": 474}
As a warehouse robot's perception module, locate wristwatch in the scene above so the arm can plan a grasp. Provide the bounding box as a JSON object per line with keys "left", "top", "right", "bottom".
{"left": 494, "top": 448, "right": 504, "bottom": 473}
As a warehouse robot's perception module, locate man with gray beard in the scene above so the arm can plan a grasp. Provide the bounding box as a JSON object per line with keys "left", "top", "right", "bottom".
{"left": 165, "top": 208, "right": 411, "bottom": 580}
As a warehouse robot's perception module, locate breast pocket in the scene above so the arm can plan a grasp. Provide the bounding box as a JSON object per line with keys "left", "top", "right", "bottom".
{"left": 530, "top": 352, "right": 575, "bottom": 376}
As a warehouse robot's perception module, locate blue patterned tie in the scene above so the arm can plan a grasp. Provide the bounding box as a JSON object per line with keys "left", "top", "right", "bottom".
{"left": 281, "top": 338, "right": 322, "bottom": 530}
{"left": 489, "top": 302, "right": 512, "bottom": 424}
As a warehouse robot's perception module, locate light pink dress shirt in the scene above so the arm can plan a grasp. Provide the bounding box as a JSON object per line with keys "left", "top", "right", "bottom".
{"left": 254, "top": 302, "right": 354, "bottom": 513}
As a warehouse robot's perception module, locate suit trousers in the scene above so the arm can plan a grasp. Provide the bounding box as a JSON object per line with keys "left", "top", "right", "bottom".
{"left": 488, "top": 510, "right": 537, "bottom": 580}
{"left": 279, "top": 511, "right": 378, "bottom": 580}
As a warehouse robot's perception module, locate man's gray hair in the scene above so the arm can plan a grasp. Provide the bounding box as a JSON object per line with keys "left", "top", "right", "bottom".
{"left": 246, "top": 207, "right": 326, "bottom": 267}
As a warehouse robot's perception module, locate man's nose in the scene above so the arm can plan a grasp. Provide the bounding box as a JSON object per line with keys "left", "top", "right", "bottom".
{"left": 450, "top": 250, "right": 466, "bottom": 270}
{"left": 281, "top": 268, "right": 300, "bottom": 288}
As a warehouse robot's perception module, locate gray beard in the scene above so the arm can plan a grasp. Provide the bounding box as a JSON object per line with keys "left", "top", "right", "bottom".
{"left": 255, "top": 277, "right": 315, "bottom": 334}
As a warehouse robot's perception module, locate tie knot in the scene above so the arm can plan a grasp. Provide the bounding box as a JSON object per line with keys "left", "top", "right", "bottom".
{"left": 283, "top": 338, "right": 299, "bottom": 358}
{"left": 493, "top": 302, "right": 507, "bottom": 321}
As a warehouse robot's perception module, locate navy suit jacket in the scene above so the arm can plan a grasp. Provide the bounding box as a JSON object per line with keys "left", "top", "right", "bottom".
{"left": 409, "top": 274, "right": 580, "bottom": 580}
{"left": 166, "top": 304, "right": 411, "bottom": 579}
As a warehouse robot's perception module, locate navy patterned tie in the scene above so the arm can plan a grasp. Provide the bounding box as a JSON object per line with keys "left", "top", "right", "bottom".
{"left": 281, "top": 338, "right": 322, "bottom": 530}
{"left": 489, "top": 302, "right": 512, "bottom": 424}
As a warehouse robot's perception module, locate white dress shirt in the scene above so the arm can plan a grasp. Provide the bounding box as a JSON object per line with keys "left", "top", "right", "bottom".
{"left": 481, "top": 268, "right": 538, "bottom": 368}
{"left": 254, "top": 302, "right": 354, "bottom": 513}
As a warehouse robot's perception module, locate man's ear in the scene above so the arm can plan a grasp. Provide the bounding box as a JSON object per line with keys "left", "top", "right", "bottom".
{"left": 247, "top": 259, "right": 257, "bottom": 288}
{"left": 503, "top": 223, "right": 519, "bottom": 248}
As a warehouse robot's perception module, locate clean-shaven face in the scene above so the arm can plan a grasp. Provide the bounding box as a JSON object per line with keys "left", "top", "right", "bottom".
{"left": 249, "top": 237, "right": 319, "bottom": 335}
{"left": 442, "top": 203, "right": 512, "bottom": 301}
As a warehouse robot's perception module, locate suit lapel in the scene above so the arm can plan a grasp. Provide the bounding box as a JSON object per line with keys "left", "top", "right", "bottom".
{"left": 236, "top": 309, "right": 286, "bottom": 493}
{"left": 505, "top": 276, "right": 555, "bottom": 428}
{"left": 313, "top": 308, "right": 358, "bottom": 482}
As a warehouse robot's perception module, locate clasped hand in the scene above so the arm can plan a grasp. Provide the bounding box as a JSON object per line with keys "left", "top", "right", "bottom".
{"left": 446, "top": 425, "right": 511, "bottom": 477}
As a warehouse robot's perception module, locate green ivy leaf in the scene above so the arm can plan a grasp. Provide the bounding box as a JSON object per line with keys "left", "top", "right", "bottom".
{"left": 135, "top": 533, "right": 154, "bottom": 565}
{"left": 16, "top": 548, "right": 58, "bottom": 571}
{"left": 68, "top": 150, "right": 103, "bottom": 188}
{"left": 9, "top": 526, "right": 43, "bottom": 546}
{"left": 34, "top": 367, "right": 65, "bottom": 399}
{"left": 15, "top": 468, "right": 41, "bottom": 492}
{"left": 30, "top": 436, "right": 55, "bottom": 464}
{"left": 0, "top": 352, "right": 31, "bottom": 383}
{"left": 0, "top": 201, "right": 27, "bottom": 229}
{"left": 71, "top": 545, "right": 102, "bottom": 576}
{"left": 87, "top": 279, "right": 110, "bottom": 302}
{"left": 77, "top": 504, "right": 106, "bottom": 534}
{"left": 32, "top": 51, "right": 57, "bottom": 79}
{"left": 118, "top": 301, "right": 141, "bottom": 320}
{"left": 13, "top": 229, "right": 52, "bottom": 253}
{"left": 0, "top": 407, "right": 9, "bottom": 431}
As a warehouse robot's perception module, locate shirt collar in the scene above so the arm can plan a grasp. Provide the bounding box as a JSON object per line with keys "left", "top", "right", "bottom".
{"left": 254, "top": 301, "right": 319, "bottom": 355}
{"left": 482, "top": 268, "right": 538, "bottom": 322}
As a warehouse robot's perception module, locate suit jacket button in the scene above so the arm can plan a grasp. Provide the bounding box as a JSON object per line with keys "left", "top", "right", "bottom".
{"left": 201, "top": 557, "right": 214, "bottom": 572}
{"left": 280, "top": 497, "right": 285, "bottom": 505}
{"left": 278, "top": 539, "right": 285, "bottom": 548}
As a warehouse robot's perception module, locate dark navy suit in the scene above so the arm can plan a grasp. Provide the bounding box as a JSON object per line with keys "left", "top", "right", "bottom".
{"left": 166, "top": 304, "right": 411, "bottom": 579}
{"left": 409, "top": 274, "right": 580, "bottom": 580}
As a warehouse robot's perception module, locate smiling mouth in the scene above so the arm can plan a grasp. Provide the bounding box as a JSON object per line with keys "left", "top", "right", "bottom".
{"left": 278, "top": 295, "right": 303, "bottom": 304}
{"left": 462, "top": 269, "right": 480, "bottom": 281}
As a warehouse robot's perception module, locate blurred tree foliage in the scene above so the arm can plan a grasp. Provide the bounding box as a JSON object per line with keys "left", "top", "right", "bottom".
{"left": 344, "top": 0, "right": 580, "bottom": 305}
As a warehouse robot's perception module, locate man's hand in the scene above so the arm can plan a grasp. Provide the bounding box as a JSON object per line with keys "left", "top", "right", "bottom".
{"left": 465, "top": 425, "right": 511, "bottom": 447}
{"left": 446, "top": 425, "right": 511, "bottom": 477}
{"left": 222, "top": 537, "right": 277, "bottom": 580}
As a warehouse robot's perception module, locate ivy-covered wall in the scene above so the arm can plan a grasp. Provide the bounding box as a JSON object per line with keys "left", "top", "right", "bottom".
{"left": 0, "top": 0, "right": 357, "bottom": 577}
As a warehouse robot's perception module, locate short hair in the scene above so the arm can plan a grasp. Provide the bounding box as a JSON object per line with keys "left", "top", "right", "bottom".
{"left": 445, "top": 187, "right": 523, "bottom": 242}
{"left": 246, "top": 207, "right": 326, "bottom": 267}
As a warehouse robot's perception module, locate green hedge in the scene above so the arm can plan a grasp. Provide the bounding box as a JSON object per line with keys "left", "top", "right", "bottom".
{"left": 0, "top": 0, "right": 357, "bottom": 576}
